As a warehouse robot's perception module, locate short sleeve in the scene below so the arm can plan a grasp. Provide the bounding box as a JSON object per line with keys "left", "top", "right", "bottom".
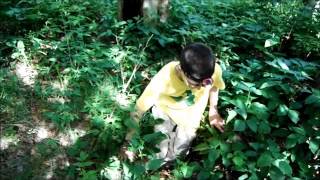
{"left": 136, "top": 62, "right": 173, "bottom": 112}
{"left": 211, "top": 63, "right": 225, "bottom": 90}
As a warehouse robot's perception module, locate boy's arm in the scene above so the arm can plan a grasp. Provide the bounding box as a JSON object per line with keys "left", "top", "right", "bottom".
{"left": 125, "top": 63, "right": 172, "bottom": 140}
{"left": 208, "top": 86, "right": 225, "bottom": 132}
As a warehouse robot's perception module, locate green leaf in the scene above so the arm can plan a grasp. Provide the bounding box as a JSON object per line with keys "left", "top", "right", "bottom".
{"left": 264, "top": 36, "right": 279, "bottom": 48}
{"left": 238, "top": 174, "right": 248, "bottom": 180}
{"left": 232, "top": 155, "right": 245, "bottom": 167}
{"left": 146, "top": 159, "right": 163, "bottom": 171}
{"left": 234, "top": 119, "right": 246, "bottom": 131}
{"left": 248, "top": 102, "right": 269, "bottom": 120}
{"left": 233, "top": 98, "right": 247, "bottom": 119}
{"left": 79, "top": 151, "right": 89, "bottom": 161}
{"left": 132, "top": 165, "right": 145, "bottom": 177}
{"left": 278, "top": 161, "right": 292, "bottom": 176}
{"left": 276, "top": 59, "right": 289, "bottom": 70}
{"left": 143, "top": 132, "right": 166, "bottom": 144}
{"left": 180, "top": 164, "right": 194, "bottom": 178}
{"left": 273, "top": 160, "right": 292, "bottom": 176}
{"left": 208, "top": 149, "right": 219, "bottom": 163}
{"left": 257, "top": 152, "right": 273, "bottom": 167}
{"left": 197, "top": 170, "right": 210, "bottom": 180}
{"left": 246, "top": 117, "right": 258, "bottom": 132}
{"left": 226, "top": 110, "right": 237, "bottom": 124}
{"left": 81, "top": 170, "right": 97, "bottom": 180}
{"left": 305, "top": 94, "right": 320, "bottom": 105}
{"left": 288, "top": 109, "right": 299, "bottom": 124}
{"left": 309, "top": 140, "right": 319, "bottom": 154}
{"left": 194, "top": 143, "right": 209, "bottom": 152}
{"left": 248, "top": 173, "right": 259, "bottom": 180}
{"left": 277, "top": 104, "right": 288, "bottom": 116}
{"left": 269, "top": 166, "right": 285, "bottom": 180}
{"left": 260, "top": 81, "right": 280, "bottom": 89}
{"left": 286, "top": 134, "right": 299, "bottom": 149}
{"left": 258, "top": 121, "right": 271, "bottom": 134}
{"left": 268, "top": 100, "right": 279, "bottom": 111}
{"left": 186, "top": 90, "right": 195, "bottom": 106}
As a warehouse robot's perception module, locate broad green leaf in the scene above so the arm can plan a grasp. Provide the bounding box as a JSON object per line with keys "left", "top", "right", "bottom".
{"left": 234, "top": 119, "right": 246, "bottom": 131}
{"left": 79, "top": 151, "right": 89, "bottom": 161}
{"left": 277, "top": 104, "right": 288, "bottom": 116}
{"left": 238, "top": 174, "right": 248, "bottom": 180}
{"left": 132, "top": 165, "right": 145, "bottom": 177}
{"left": 288, "top": 109, "right": 299, "bottom": 124}
{"left": 258, "top": 121, "right": 271, "bottom": 134}
{"left": 289, "top": 127, "right": 305, "bottom": 136}
{"left": 249, "top": 142, "right": 263, "bottom": 151}
{"left": 194, "top": 143, "right": 209, "bottom": 151}
{"left": 305, "top": 95, "right": 320, "bottom": 105}
{"left": 208, "top": 149, "right": 219, "bottom": 163}
{"left": 289, "top": 101, "right": 303, "bottom": 110}
{"left": 233, "top": 98, "right": 247, "bottom": 119}
{"left": 226, "top": 110, "right": 237, "bottom": 124}
{"left": 246, "top": 117, "right": 258, "bottom": 132}
{"left": 143, "top": 132, "right": 166, "bottom": 144}
{"left": 257, "top": 152, "right": 273, "bottom": 167}
{"left": 248, "top": 102, "right": 269, "bottom": 120}
{"left": 278, "top": 160, "right": 292, "bottom": 176}
{"left": 269, "top": 166, "right": 285, "bottom": 180}
{"left": 248, "top": 173, "right": 259, "bottom": 180}
{"left": 220, "top": 142, "right": 230, "bottom": 153}
{"left": 309, "top": 140, "right": 319, "bottom": 154}
{"left": 264, "top": 36, "right": 279, "bottom": 48}
{"left": 180, "top": 164, "right": 194, "bottom": 178}
{"left": 197, "top": 170, "right": 210, "bottom": 180}
{"left": 260, "top": 81, "right": 280, "bottom": 89}
{"left": 268, "top": 100, "right": 279, "bottom": 111}
{"left": 232, "top": 155, "right": 244, "bottom": 167}
{"left": 146, "top": 159, "right": 163, "bottom": 171}
{"left": 277, "top": 59, "right": 289, "bottom": 70}
{"left": 81, "top": 170, "right": 97, "bottom": 180}
{"left": 286, "top": 134, "right": 299, "bottom": 149}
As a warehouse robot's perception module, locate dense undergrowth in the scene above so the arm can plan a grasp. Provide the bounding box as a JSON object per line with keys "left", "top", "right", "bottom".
{"left": 1, "top": 0, "right": 320, "bottom": 179}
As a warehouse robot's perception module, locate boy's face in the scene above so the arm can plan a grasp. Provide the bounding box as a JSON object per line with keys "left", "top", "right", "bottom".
{"left": 178, "top": 65, "right": 213, "bottom": 89}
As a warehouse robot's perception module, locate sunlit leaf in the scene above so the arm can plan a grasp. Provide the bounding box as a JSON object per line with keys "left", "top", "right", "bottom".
{"left": 309, "top": 140, "right": 319, "bottom": 154}
{"left": 264, "top": 36, "right": 279, "bottom": 48}
{"left": 288, "top": 109, "right": 299, "bottom": 124}
{"left": 277, "top": 104, "right": 288, "bottom": 116}
{"left": 226, "top": 110, "right": 237, "bottom": 123}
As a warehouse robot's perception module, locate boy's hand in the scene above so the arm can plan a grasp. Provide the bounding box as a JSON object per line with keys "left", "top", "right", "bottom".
{"left": 209, "top": 114, "right": 225, "bottom": 132}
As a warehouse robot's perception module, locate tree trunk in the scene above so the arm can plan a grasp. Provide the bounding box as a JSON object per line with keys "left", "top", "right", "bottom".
{"left": 118, "top": 0, "right": 169, "bottom": 23}
{"left": 118, "top": 0, "right": 143, "bottom": 21}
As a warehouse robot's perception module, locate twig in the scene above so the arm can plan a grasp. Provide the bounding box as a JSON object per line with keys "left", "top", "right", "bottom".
{"left": 122, "top": 34, "right": 154, "bottom": 94}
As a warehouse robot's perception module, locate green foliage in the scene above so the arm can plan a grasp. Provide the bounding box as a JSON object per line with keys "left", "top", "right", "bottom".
{"left": 1, "top": 0, "right": 320, "bottom": 179}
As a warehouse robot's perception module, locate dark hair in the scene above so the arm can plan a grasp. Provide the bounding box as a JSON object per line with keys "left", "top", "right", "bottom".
{"left": 180, "top": 43, "right": 215, "bottom": 82}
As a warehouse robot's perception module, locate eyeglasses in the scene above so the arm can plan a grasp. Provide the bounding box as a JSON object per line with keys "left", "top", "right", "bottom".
{"left": 181, "top": 69, "right": 213, "bottom": 87}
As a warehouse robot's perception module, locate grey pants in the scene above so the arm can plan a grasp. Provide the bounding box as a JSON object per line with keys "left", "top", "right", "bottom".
{"left": 152, "top": 106, "right": 196, "bottom": 162}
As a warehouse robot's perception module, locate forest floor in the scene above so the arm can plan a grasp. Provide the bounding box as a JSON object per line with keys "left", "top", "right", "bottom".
{"left": 0, "top": 64, "right": 89, "bottom": 179}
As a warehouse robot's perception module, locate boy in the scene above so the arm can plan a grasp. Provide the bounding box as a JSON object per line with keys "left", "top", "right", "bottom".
{"left": 124, "top": 43, "right": 225, "bottom": 162}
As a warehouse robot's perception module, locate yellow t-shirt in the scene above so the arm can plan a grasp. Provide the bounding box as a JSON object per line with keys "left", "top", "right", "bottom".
{"left": 136, "top": 61, "right": 225, "bottom": 132}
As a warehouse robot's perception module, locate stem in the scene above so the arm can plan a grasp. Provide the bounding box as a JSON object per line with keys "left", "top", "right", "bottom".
{"left": 122, "top": 34, "right": 154, "bottom": 94}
